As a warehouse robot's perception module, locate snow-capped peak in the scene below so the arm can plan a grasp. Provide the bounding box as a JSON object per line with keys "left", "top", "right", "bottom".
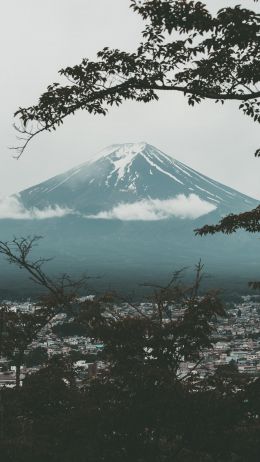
{"left": 92, "top": 142, "right": 149, "bottom": 163}
{"left": 91, "top": 142, "right": 178, "bottom": 184}
{"left": 18, "top": 142, "right": 258, "bottom": 218}
{"left": 106, "top": 143, "right": 149, "bottom": 181}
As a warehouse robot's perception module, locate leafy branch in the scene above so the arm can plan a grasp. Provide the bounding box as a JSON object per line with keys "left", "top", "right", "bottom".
{"left": 12, "top": 1, "right": 260, "bottom": 156}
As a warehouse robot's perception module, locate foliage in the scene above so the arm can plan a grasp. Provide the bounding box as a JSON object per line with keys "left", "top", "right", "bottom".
{"left": 0, "top": 290, "right": 259, "bottom": 461}
{"left": 0, "top": 238, "right": 260, "bottom": 460}
{"left": 24, "top": 346, "right": 48, "bottom": 367}
{"left": 195, "top": 205, "right": 260, "bottom": 287}
{"left": 12, "top": 0, "right": 260, "bottom": 157}
{"left": 51, "top": 320, "right": 89, "bottom": 338}
{"left": 0, "top": 236, "right": 88, "bottom": 387}
{"left": 195, "top": 205, "right": 260, "bottom": 236}
{"left": 3, "top": 2, "right": 260, "bottom": 457}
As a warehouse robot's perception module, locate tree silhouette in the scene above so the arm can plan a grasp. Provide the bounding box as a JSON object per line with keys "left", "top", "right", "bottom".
{"left": 13, "top": 0, "right": 260, "bottom": 157}
{"left": 0, "top": 238, "right": 260, "bottom": 461}
{"left": 0, "top": 236, "right": 88, "bottom": 387}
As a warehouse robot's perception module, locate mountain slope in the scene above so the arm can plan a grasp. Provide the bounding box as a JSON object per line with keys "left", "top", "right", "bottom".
{"left": 19, "top": 142, "right": 257, "bottom": 217}
{"left": 0, "top": 142, "right": 259, "bottom": 296}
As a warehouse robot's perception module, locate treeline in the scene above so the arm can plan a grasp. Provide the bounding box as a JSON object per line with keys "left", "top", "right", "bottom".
{"left": 0, "top": 238, "right": 259, "bottom": 461}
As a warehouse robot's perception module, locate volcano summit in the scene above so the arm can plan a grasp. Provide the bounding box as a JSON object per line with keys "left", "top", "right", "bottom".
{"left": 19, "top": 142, "right": 256, "bottom": 220}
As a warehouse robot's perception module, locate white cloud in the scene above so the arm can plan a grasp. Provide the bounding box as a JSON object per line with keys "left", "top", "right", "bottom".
{"left": 0, "top": 195, "right": 73, "bottom": 220}
{"left": 87, "top": 194, "right": 217, "bottom": 221}
{"left": 0, "top": 194, "right": 217, "bottom": 221}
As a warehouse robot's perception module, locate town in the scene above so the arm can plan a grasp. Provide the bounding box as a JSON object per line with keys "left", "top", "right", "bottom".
{"left": 0, "top": 295, "right": 260, "bottom": 387}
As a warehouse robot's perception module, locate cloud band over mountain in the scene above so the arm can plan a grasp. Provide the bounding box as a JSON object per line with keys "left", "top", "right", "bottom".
{"left": 0, "top": 194, "right": 216, "bottom": 221}
{"left": 87, "top": 194, "right": 217, "bottom": 221}
{"left": 0, "top": 195, "right": 73, "bottom": 220}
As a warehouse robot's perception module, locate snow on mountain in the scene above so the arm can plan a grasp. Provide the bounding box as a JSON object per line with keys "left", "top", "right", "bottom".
{"left": 17, "top": 142, "right": 257, "bottom": 221}
{"left": 1, "top": 143, "right": 260, "bottom": 293}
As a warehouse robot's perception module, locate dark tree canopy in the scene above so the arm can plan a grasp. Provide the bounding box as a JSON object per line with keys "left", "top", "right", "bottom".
{"left": 13, "top": 0, "right": 260, "bottom": 157}
{"left": 0, "top": 242, "right": 260, "bottom": 461}
{"left": 195, "top": 206, "right": 260, "bottom": 288}
{"left": 195, "top": 205, "right": 260, "bottom": 235}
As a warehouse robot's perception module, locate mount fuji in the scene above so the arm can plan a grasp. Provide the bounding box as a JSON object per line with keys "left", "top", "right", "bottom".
{"left": 19, "top": 142, "right": 256, "bottom": 218}
{"left": 0, "top": 142, "right": 259, "bottom": 296}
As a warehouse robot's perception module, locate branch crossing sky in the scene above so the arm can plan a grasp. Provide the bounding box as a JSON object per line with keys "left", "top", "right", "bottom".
{"left": 1, "top": 0, "right": 260, "bottom": 199}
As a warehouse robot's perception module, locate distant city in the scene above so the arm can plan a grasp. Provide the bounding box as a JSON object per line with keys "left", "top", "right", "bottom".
{"left": 1, "top": 295, "right": 260, "bottom": 388}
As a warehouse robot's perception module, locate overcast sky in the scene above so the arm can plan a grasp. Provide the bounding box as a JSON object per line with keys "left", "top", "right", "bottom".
{"left": 1, "top": 0, "right": 260, "bottom": 199}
